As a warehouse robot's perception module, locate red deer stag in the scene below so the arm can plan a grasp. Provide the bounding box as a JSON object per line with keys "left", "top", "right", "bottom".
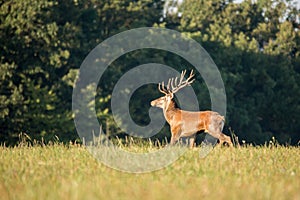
{"left": 150, "top": 70, "right": 233, "bottom": 148}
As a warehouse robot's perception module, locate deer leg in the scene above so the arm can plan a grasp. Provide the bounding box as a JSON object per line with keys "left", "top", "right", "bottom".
{"left": 170, "top": 126, "right": 181, "bottom": 145}
{"left": 189, "top": 135, "right": 196, "bottom": 148}
{"left": 170, "top": 134, "right": 181, "bottom": 145}
{"left": 219, "top": 133, "right": 233, "bottom": 147}
{"left": 207, "top": 119, "right": 233, "bottom": 147}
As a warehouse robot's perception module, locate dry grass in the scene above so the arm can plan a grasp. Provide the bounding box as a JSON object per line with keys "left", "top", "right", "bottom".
{"left": 0, "top": 143, "right": 299, "bottom": 200}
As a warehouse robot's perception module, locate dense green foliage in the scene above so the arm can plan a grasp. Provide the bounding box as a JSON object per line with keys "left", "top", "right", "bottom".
{"left": 0, "top": 0, "right": 299, "bottom": 145}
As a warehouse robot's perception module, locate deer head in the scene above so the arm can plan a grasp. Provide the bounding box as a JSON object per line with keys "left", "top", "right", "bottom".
{"left": 150, "top": 70, "right": 195, "bottom": 110}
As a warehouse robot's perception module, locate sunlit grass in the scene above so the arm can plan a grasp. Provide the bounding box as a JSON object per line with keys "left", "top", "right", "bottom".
{"left": 0, "top": 142, "right": 299, "bottom": 200}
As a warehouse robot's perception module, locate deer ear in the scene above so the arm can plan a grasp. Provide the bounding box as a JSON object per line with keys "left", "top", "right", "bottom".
{"left": 169, "top": 93, "right": 174, "bottom": 99}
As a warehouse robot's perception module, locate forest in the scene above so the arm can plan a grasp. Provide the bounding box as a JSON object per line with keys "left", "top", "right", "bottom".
{"left": 1, "top": 0, "right": 300, "bottom": 145}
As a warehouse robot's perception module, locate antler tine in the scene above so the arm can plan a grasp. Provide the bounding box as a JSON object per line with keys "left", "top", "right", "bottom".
{"left": 161, "top": 81, "right": 168, "bottom": 94}
{"left": 179, "top": 70, "right": 187, "bottom": 83}
{"left": 171, "top": 77, "right": 179, "bottom": 92}
{"left": 174, "top": 76, "right": 178, "bottom": 86}
{"left": 171, "top": 77, "right": 176, "bottom": 91}
{"left": 158, "top": 82, "right": 168, "bottom": 95}
{"left": 186, "top": 69, "right": 195, "bottom": 83}
{"left": 190, "top": 69, "right": 194, "bottom": 76}
{"left": 171, "top": 70, "right": 195, "bottom": 94}
{"left": 158, "top": 82, "right": 162, "bottom": 93}
{"left": 188, "top": 71, "right": 195, "bottom": 86}
{"left": 167, "top": 78, "right": 172, "bottom": 92}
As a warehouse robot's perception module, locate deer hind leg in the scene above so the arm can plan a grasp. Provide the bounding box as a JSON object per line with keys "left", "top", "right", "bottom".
{"left": 207, "top": 124, "right": 233, "bottom": 147}
{"left": 218, "top": 133, "right": 233, "bottom": 147}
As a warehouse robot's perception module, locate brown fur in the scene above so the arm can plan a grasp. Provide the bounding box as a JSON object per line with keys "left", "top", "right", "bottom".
{"left": 151, "top": 94, "right": 232, "bottom": 147}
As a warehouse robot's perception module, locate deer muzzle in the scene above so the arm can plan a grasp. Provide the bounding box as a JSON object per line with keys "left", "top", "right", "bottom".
{"left": 150, "top": 100, "right": 156, "bottom": 107}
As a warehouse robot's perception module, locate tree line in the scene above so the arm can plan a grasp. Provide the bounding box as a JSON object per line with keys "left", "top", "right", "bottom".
{"left": 1, "top": 0, "right": 299, "bottom": 145}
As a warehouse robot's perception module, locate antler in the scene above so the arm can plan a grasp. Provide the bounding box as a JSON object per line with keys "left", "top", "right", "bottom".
{"left": 158, "top": 81, "right": 169, "bottom": 95}
{"left": 158, "top": 70, "right": 195, "bottom": 94}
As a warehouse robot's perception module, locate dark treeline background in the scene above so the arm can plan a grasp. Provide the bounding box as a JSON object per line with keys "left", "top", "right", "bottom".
{"left": 1, "top": 0, "right": 300, "bottom": 145}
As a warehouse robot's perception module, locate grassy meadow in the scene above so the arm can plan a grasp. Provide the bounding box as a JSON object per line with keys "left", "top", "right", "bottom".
{"left": 0, "top": 143, "right": 299, "bottom": 200}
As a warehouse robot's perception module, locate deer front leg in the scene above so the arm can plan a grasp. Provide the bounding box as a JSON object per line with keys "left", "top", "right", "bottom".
{"left": 170, "top": 126, "right": 182, "bottom": 145}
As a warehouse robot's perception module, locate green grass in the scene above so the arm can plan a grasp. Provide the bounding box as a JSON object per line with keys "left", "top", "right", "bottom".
{"left": 0, "top": 143, "right": 299, "bottom": 200}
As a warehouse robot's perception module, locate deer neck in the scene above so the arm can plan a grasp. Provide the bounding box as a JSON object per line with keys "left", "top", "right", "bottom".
{"left": 163, "top": 99, "right": 178, "bottom": 124}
